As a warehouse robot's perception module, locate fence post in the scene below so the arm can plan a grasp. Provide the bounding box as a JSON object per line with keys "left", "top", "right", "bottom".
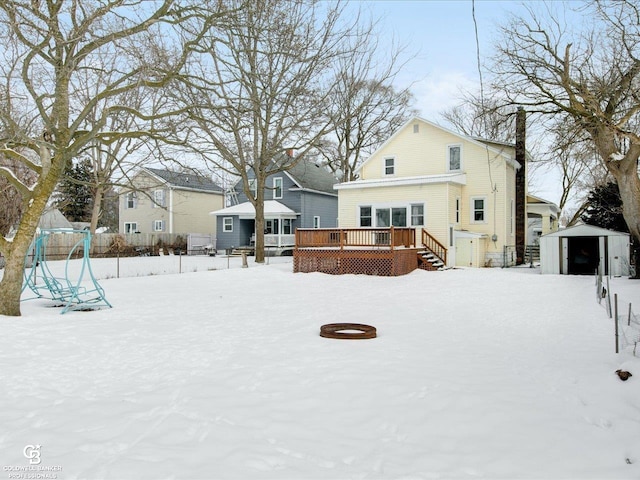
{"left": 179, "top": 250, "right": 182, "bottom": 274}
{"left": 615, "top": 293, "right": 619, "bottom": 354}
{"left": 117, "top": 251, "right": 120, "bottom": 279}
{"left": 629, "top": 303, "right": 632, "bottom": 327}
{"left": 606, "top": 277, "right": 612, "bottom": 318}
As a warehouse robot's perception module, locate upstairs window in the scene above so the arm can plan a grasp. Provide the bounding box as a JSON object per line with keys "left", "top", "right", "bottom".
{"left": 448, "top": 145, "right": 462, "bottom": 171}
{"left": 153, "top": 189, "right": 165, "bottom": 208}
{"left": 273, "top": 177, "right": 283, "bottom": 199}
{"left": 384, "top": 158, "right": 395, "bottom": 176}
{"left": 248, "top": 179, "right": 257, "bottom": 199}
{"left": 125, "top": 192, "right": 136, "bottom": 209}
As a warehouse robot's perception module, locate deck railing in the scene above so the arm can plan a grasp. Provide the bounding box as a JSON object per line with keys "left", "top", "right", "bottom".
{"left": 295, "top": 227, "right": 416, "bottom": 250}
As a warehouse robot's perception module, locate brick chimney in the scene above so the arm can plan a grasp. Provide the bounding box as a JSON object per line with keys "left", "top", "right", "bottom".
{"left": 515, "top": 107, "right": 527, "bottom": 264}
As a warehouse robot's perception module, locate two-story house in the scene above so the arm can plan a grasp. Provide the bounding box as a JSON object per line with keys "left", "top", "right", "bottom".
{"left": 334, "top": 116, "right": 558, "bottom": 268}
{"left": 210, "top": 158, "right": 338, "bottom": 255}
{"left": 119, "top": 167, "right": 224, "bottom": 235}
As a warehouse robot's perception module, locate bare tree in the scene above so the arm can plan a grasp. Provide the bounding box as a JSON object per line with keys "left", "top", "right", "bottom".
{"left": 0, "top": 1, "right": 221, "bottom": 316}
{"left": 177, "top": 0, "right": 352, "bottom": 262}
{"left": 490, "top": 0, "right": 640, "bottom": 273}
{"left": 319, "top": 19, "right": 417, "bottom": 182}
{"left": 441, "top": 93, "right": 515, "bottom": 143}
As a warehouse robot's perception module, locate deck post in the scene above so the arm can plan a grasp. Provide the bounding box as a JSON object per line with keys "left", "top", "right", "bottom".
{"left": 340, "top": 228, "right": 344, "bottom": 250}
{"left": 390, "top": 226, "right": 394, "bottom": 251}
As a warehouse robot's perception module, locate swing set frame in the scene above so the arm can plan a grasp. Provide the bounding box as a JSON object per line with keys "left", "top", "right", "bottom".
{"left": 22, "top": 228, "right": 112, "bottom": 314}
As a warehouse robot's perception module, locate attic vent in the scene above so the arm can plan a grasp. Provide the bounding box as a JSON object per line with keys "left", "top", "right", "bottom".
{"left": 413, "top": 124, "right": 419, "bottom": 133}
{"left": 185, "top": 177, "right": 189, "bottom": 182}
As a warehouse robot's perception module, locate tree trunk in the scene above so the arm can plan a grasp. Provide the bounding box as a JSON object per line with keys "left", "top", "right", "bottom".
{"left": 254, "top": 184, "right": 265, "bottom": 264}
{"left": 614, "top": 169, "right": 640, "bottom": 277}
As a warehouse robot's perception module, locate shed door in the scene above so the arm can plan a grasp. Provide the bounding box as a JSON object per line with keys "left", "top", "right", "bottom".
{"left": 456, "top": 238, "right": 474, "bottom": 267}
{"left": 567, "top": 236, "right": 600, "bottom": 275}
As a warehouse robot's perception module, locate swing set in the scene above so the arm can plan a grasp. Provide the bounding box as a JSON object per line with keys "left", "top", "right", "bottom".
{"left": 22, "top": 228, "right": 112, "bottom": 314}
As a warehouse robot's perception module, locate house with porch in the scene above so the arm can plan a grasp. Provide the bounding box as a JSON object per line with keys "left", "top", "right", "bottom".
{"left": 330, "top": 114, "right": 558, "bottom": 269}
{"left": 210, "top": 158, "right": 339, "bottom": 255}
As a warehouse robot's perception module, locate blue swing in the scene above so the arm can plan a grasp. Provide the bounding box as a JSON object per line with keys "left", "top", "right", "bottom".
{"left": 22, "top": 229, "right": 113, "bottom": 314}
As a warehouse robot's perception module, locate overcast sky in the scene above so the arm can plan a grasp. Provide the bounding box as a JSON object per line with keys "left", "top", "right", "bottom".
{"left": 356, "top": 0, "right": 584, "bottom": 209}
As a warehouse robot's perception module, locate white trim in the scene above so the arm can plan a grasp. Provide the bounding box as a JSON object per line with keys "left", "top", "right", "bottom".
{"left": 153, "top": 219, "right": 164, "bottom": 232}
{"left": 223, "top": 217, "right": 233, "bottom": 232}
{"left": 335, "top": 172, "right": 466, "bottom": 190}
{"left": 124, "top": 222, "right": 138, "bottom": 233}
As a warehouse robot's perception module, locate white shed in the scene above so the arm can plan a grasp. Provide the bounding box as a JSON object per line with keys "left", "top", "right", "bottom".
{"left": 539, "top": 224, "right": 631, "bottom": 276}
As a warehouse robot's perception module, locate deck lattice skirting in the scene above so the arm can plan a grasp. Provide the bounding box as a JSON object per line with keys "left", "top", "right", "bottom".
{"left": 293, "top": 227, "right": 424, "bottom": 276}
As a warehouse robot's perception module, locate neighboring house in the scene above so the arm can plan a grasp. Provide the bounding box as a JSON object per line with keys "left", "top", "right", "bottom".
{"left": 527, "top": 194, "right": 560, "bottom": 246}
{"left": 38, "top": 208, "right": 74, "bottom": 231}
{"left": 210, "top": 157, "right": 338, "bottom": 254}
{"left": 334, "top": 116, "right": 558, "bottom": 268}
{"left": 119, "top": 167, "right": 224, "bottom": 235}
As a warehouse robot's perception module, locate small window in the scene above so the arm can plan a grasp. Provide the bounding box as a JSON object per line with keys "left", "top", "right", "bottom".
{"left": 248, "top": 179, "right": 257, "bottom": 199}
{"left": 273, "top": 177, "right": 283, "bottom": 199}
{"left": 359, "top": 206, "right": 372, "bottom": 227}
{"left": 455, "top": 197, "right": 461, "bottom": 224}
{"left": 153, "top": 189, "right": 165, "bottom": 208}
{"left": 448, "top": 145, "right": 461, "bottom": 171}
{"left": 410, "top": 204, "right": 424, "bottom": 226}
{"left": 413, "top": 124, "right": 419, "bottom": 133}
{"left": 223, "top": 217, "right": 233, "bottom": 232}
{"left": 313, "top": 216, "right": 320, "bottom": 228}
{"left": 471, "top": 197, "right": 486, "bottom": 223}
{"left": 125, "top": 192, "right": 136, "bottom": 209}
{"left": 153, "top": 220, "right": 164, "bottom": 232}
{"left": 124, "top": 222, "right": 138, "bottom": 233}
{"left": 384, "top": 158, "right": 395, "bottom": 176}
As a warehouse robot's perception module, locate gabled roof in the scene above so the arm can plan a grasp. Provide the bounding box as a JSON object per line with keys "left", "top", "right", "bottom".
{"left": 355, "top": 116, "right": 521, "bottom": 175}
{"left": 209, "top": 200, "right": 297, "bottom": 219}
{"left": 542, "top": 223, "right": 630, "bottom": 238}
{"left": 284, "top": 159, "right": 338, "bottom": 195}
{"left": 143, "top": 167, "right": 224, "bottom": 194}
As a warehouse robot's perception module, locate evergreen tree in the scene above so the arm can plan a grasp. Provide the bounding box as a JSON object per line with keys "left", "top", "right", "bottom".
{"left": 57, "top": 158, "right": 94, "bottom": 222}
{"left": 581, "top": 182, "right": 628, "bottom": 233}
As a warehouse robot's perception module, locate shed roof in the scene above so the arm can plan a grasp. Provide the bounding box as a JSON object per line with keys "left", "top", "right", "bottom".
{"left": 542, "top": 224, "right": 630, "bottom": 238}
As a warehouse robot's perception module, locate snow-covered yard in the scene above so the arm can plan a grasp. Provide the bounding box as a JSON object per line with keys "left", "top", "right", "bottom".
{"left": 1, "top": 256, "right": 639, "bottom": 479}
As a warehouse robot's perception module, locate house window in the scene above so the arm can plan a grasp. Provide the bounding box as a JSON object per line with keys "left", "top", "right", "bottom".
{"left": 448, "top": 145, "right": 462, "bottom": 171}
{"left": 273, "top": 177, "right": 283, "bottom": 199}
{"left": 248, "top": 179, "right": 257, "bottom": 199}
{"left": 384, "top": 158, "right": 395, "bottom": 176}
{"left": 376, "top": 207, "right": 407, "bottom": 227}
{"left": 124, "top": 222, "right": 138, "bottom": 233}
{"left": 153, "top": 189, "right": 165, "bottom": 208}
{"left": 125, "top": 192, "right": 136, "bottom": 209}
{"left": 471, "top": 197, "right": 486, "bottom": 223}
{"left": 283, "top": 219, "right": 292, "bottom": 234}
{"left": 313, "top": 216, "right": 320, "bottom": 228}
{"left": 410, "top": 204, "right": 424, "bottom": 226}
{"left": 413, "top": 124, "right": 419, "bottom": 133}
{"left": 359, "top": 206, "right": 372, "bottom": 227}
{"left": 223, "top": 217, "right": 233, "bottom": 232}
{"left": 153, "top": 220, "right": 164, "bottom": 232}
{"left": 456, "top": 197, "right": 461, "bottom": 224}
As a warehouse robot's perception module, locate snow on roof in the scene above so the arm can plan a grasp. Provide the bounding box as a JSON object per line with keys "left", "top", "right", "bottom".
{"left": 209, "top": 200, "right": 297, "bottom": 219}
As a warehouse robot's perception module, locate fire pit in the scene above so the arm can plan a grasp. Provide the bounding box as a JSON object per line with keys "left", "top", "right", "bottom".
{"left": 319, "top": 323, "right": 377, "bottom": 340}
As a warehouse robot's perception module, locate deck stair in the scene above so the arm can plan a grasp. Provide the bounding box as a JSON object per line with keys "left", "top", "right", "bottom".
{"left": 417, "top": 250, "right": 445, "bottom": 271}
{"left": 417, "top": 228, "right": 448, "bottom": 271}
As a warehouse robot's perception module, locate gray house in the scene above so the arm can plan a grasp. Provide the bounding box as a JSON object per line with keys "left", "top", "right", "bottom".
{"left": 210, "top": 159, "right": 338, "bottom": 254}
